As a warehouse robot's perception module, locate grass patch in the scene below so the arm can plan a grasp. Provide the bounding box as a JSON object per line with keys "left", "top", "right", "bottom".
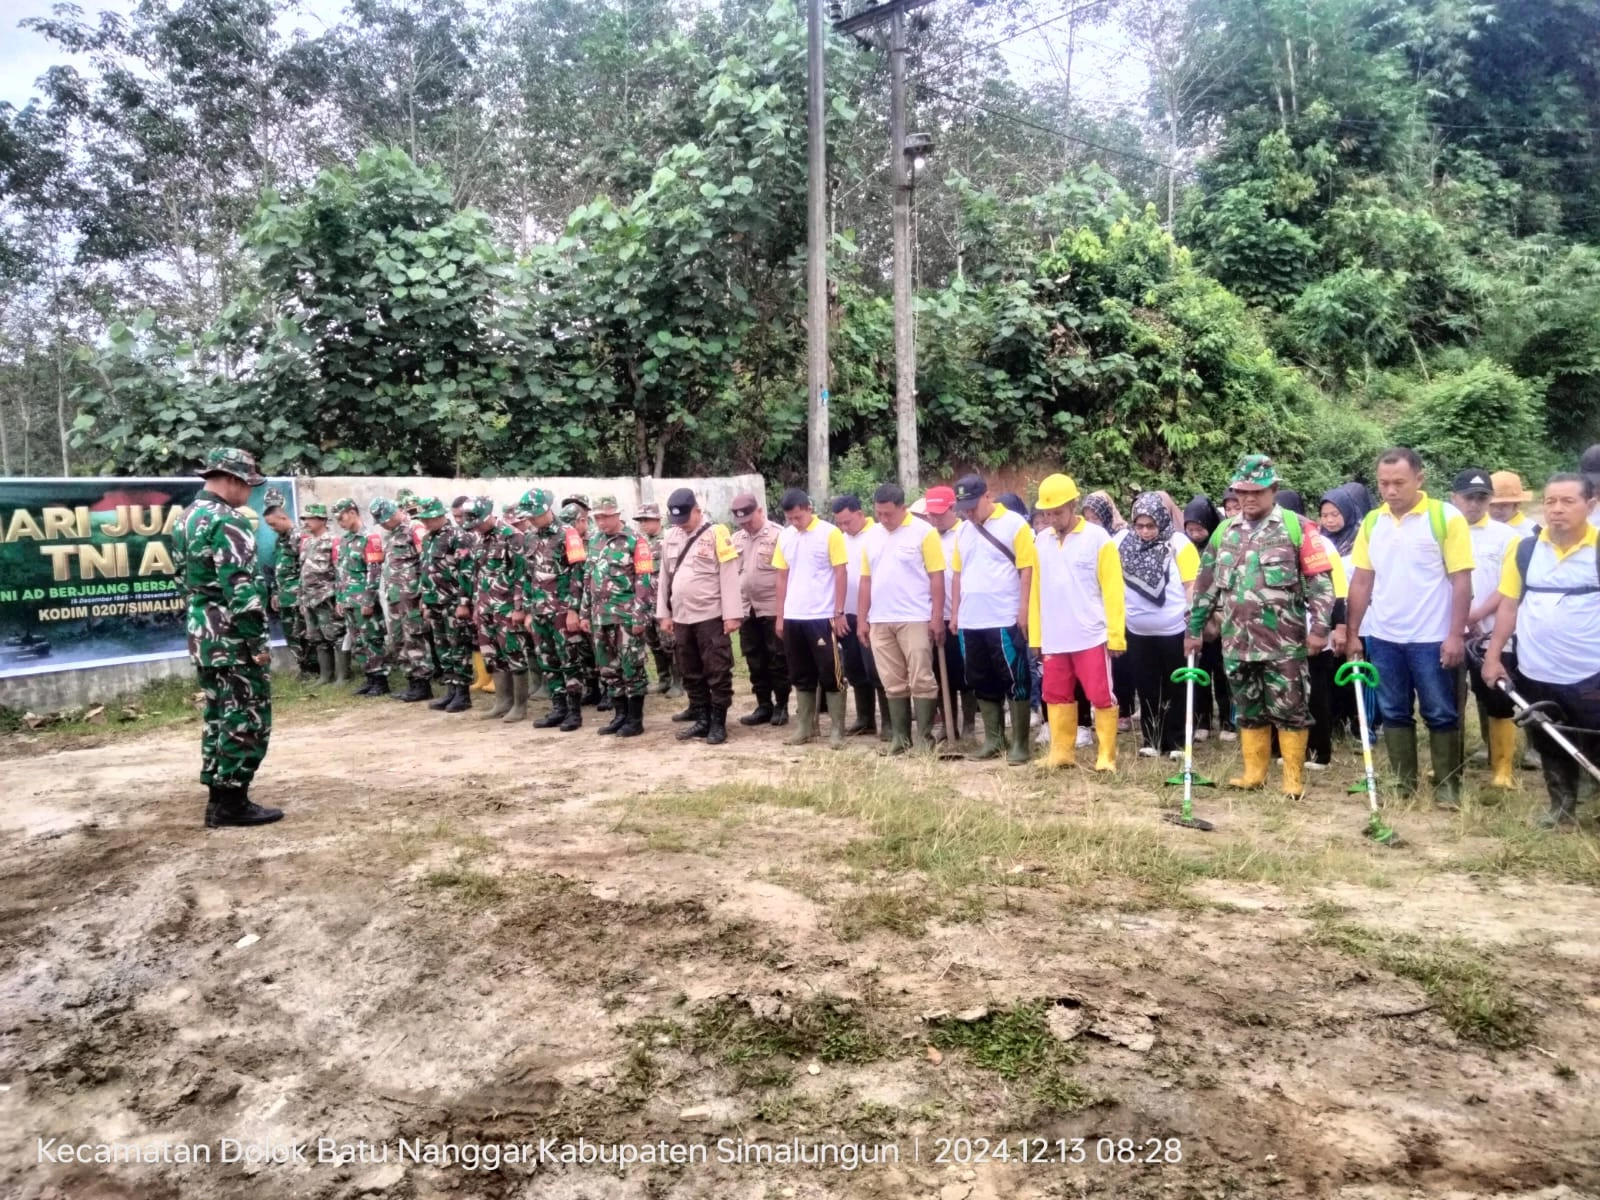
{"left": 682, "top": 995, "right": 886, "bottom": 1073}
{"left": 423, "top": 862, "right": 508, "bottom": 906}
{"left": 1307, "top": 917, "right": 1535, "bottom": 1049}
{"left": 929, "top": 1002, "right": 1095, "bottom": 1113}
{"left": 831, "top": 890, "right": 941, "bottom": 940}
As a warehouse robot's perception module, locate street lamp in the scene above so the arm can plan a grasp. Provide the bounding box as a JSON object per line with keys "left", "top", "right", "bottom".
{"left": 903, "top": 132, "right": 934, "bottom": 178}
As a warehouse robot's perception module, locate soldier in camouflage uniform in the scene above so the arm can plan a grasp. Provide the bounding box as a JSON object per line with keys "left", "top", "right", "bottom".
{"left": 416, "top": 496, "right": 473, "bottom": 713}
{"left": 1187, "top": 454, "right": 1336, "bottom": 798}
{"left": 260, "top": 489, "right": 311, "bottom": 679}
{"left": 297, "top": 503, "right": 346, "bottom": 684}
{"left": 526, "top": 488, "right": 592, "bottom": 732}
{"left": 583, "top": 496, "right": 655, "bottom": 737}
{"left": 465, "top": 495, "right": 534, "bottom": 723}
{"left": 561, "top": 495, "right": 605, "bottom": 709}
{"left": 372, "top": 497, "right": 432, "bottom": 702}
{"left": 180, "top": 448, "right": 282, "bottom": 828}
{"left": 334, "top": 498, "right": 389, "bottom": 696}
{"left": 396, "top": 487, "right": 421, "bottom": 518}
{"left": 634, "top": 503, "right": 679, "bottom": 696}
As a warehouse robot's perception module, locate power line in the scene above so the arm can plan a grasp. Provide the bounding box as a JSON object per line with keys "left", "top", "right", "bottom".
{"left": 914, "top": 0, "right": 1112, "bottom": 79}
{"left": 919, "top": 82, "right": 1169, "bottom": 169}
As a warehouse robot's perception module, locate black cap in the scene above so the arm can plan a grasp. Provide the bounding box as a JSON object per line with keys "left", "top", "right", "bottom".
{"left": 953, "top": 474, "right": 987, "bottom": 512}
{"left": 666, "top": 487, "right": 697, "bottom": 526}
{"left": 1451, "top": 467, "right": 1493, "bottom": 496}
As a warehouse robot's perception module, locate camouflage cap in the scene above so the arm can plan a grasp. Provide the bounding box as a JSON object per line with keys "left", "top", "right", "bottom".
{"left": 332, "top": 497, "right": 359, "bottom": 516}
{"left": 518, "top": 487, "right": 554, "bottom": 518}
{"left": 1229, "top": 454, "right": 1279, "bottom": 492}
{"left": 198, "top": 447, "right": 265, "bottom": 486}
{"left": 593, "top": 495, "right": 622, "bottom": 516}
{"left": 561, "top": 493, "right": 592, "bottom": 512}
{"left": 396, "top": 486, "right": 418, "bottom": 504}
{"left": 370, "top": 497, "right": 399, "bottom": 522}
{"left": 414, "top": 497, "right": 448, "bottom": 519}
{"left": 302, "top": 502, "right": 329, "bottom": 520}
{"left": 261, "top": 487, "right": 289, "bottom": 512}
{"left": 560, "top": 501, "right": 584, "bottom": 522}
{"left": 634, "top": 503, "right": 662, "bottom": 521}
{"left": 464, "top": 496, "right": 495, "bottom": 523}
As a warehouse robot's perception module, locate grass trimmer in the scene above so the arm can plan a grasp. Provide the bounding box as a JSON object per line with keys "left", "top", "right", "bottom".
{"left": 1163, "top": 654, "right": 1215, "bottom": 831}
{"left": 1337, "top": 659, "right": 1400, "bottom": 847}
{"left": 1494, "top": 678, "right": 1600, "bottom": 787}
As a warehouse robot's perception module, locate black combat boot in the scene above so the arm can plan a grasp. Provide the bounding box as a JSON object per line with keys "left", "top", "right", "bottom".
{"left": 676, "top": 707, "right": 710, "bottom": 740}
{"left": 353, "top": 672, "right": 377, "bottom": 696}
{"left": 596, "top": 692, "right": 613, "bottom": 712}
{"left": 428, "top": 683, "right": 455, "bottom": 711}
{"left": 397, "top": 676, "right": 432, "bottom": 703}
{"left": 845, "top": 684, "right": 877, "bottom": 735}
{"left": 443, "top": 684, "right": 472, "bottom": 713}
{"left": 770, "top": 688, "right": 790, "bottom": 727}
{"left": 617, "top": 695, "right": 646, "bottom": 738}
{"left": 363, "top": 672, "right": 391, "bottom": 697}
{"left": 533, "top": 691, "right": 569, "bottom": 729}
{"left": 204, "top": 785, "right": 283, "bottom": 829}
{"left": 740, "top": 690, "right": 774, "bottom": 727}
{"left": 652, "top": 650, "right": 673, "bottom": 695}
{"left": 706, "top": 706, "right": 729, "bottom": 746}
{"left": 560, "top": 691, "right": 584, "bottom": 732}
{"left": 581, "top": 681, "right": 603, "bottom": 707}
{"left": 598, "top": 700, "right": 629, "bottom": 735}
{"left": 671, "top": 700, "right": 700, "bottom": 722}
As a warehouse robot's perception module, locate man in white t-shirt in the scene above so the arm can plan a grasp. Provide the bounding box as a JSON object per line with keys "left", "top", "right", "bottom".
{"left": 858, "top": 482, "right": 945, "bottom": 753}
{"left": 1482, "top": 473, "right": 1600, "bottom": 829}
{"left": 772, "top": 488, "right": 850, "bottom": 748}
{"left": 832, "top": 494, "right": 889, "bottom": 739}
{"left": 950, "top": 474, "right": 1037, "bottom": 763}
{"left": 1451, "top": 467, "right": 1520, "bottom": 788}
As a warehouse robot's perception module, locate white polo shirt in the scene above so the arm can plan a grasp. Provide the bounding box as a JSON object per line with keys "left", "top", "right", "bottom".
{"left": 1498, "top": 527, "right": 1600, "bottom": 685}
{"left": 951, "top": 507, "right": 1037, "bottom": 630}
{"left": 771, "top": 515, "right": 848, "bottom": 620}
{"left": 1351, "top": 492, "right": 1474, "bottom": 643}
{"left": 936, "top": 519, "right": 962, "bottom": 615}
{"left": 1466, "top": 515, "right": 1518, "bottom": 633}
{"left": 1112, "top": 530, "right": 1199, "bottom": 638}
{"left": 841, "top": 517, "right": 888, "bottom": 616}
{"left": 1028, "top": 517, "right": 1127, "bottom": 653}
{"left": 861, "top": 512, "right": 945, "bottom": 623}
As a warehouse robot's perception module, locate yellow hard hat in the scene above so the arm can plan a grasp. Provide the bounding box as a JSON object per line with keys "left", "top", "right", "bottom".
{"left": 1036, "top": 473, "right": 1080, "bottom": 510}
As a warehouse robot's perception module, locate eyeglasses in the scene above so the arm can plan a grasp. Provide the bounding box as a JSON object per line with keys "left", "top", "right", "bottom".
{"left": 732, "top": 506, "right": 757, "bottom": 518}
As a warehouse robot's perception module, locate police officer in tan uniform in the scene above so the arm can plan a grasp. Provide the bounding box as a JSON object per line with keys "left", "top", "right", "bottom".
{"left": 731, "top": 491, "right": 790, "bottom": 727}
{"left": 656, "top": 488, "right": 743, "bottom": 745}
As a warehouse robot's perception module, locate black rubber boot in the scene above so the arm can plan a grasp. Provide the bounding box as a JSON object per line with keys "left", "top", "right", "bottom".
{"left": 205, "top": 785, "right": 284, "bottom": 829}
{"left": 353, "top": 672, "right": 377, "bottom": 696}
{"left": 365, "top": 672, "right": 391, "bottom": 698}
{"left": 770, "top": 689, "right": 790, "bottom": 727}
{"left": 706, "top": 706, "right": 728, "bottom": 745}
{"left": 560, "top": 691, "right": 584, "bottom": 732}
{"left": 653, "top": 650, "right": 674, "bottom": 694}
{"left": 740, "top": 690, "right": 774, "bottom": 726}
{"left": 397, "top": 677, "right": 432, "bottom": 703}
{"left": 845, "top": 684, "right": 877, "bottom": 736}
{"left": 877, "top": 689, "right": 892, "bottom": 743}
{"left": 598, "top": 701, "right": 629, "bottom": 735}
{"left": 443, "top": 684, "right": 472, "bottom": 713}
{"left": 617, "top": 694, "right": 646, "bottom": 738}
{"left": 581, "top": 681, "right": 603, "bottom": 707}
{"left": 428, "top": 683, "right": 455, "bottom": 710}
{"left": 532, "top": 691, "right": 568, "bottom": 729}
{"left": 677, "top": 708, "right": 711, "bottom": 740}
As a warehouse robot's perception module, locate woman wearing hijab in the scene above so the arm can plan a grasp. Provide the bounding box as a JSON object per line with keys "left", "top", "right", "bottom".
{"left": 1182, "top": 494, "right": 1234, "bottom": 742}
{"left": 1318, "top": 482, "right": 1375, "bottom": 741}
{"left": 1115, "top": 492, "right": 1200, "bottom": 758}
{"left": 1083, "top": 491, "right": 1137, "bottom": 729}
{"left": 1277, "top": 490, "right": 1349, "bottom": 768}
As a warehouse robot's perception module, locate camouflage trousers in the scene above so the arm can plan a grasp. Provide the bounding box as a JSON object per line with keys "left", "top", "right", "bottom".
{"left": 197, "top": 661, "right": 272, "bottom": 787}
{"left": 277, "top": 600, "right": 309, "bottom": 668}
{"left": 574, "top": 628, "right": 599, "bottom": 688}
{"left": 301, "top": 600, "right": 345, "bottom": 647}
{"left": 530, "top": 610, "right": 587, "bottom": 700}
{"left": 426, "top": 607, "right": 473, "bottom": 687}
{"left": 386, "top": 600, "right": 430, "bottom": 680}
{"left": 643, "top": 617, "right": 676, "bottom": 676}
{"left": 345, "top": 606, "right": 387, "bottom": 675}
{"left": 594, "top": 623, "right": 648, "bottom": 699}
{"left": 1224, "top": 656, "right": 1312, "bottom": 730}
{"left": 476, "top": 609, "right": 529, "bottom": 676}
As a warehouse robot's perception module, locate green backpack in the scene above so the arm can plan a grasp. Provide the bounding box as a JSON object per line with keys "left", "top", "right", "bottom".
{"left": 1358, "top": 499, "right": 1448, "bottom": 552}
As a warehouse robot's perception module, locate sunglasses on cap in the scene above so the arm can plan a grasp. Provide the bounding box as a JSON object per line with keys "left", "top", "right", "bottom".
{"left": 732, "top": 504, "right": 758, "bottom": 519}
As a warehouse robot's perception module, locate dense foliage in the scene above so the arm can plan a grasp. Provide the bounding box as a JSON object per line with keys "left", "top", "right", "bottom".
{"left": 2, "top": 0, "right": 1597, "bottom": 494}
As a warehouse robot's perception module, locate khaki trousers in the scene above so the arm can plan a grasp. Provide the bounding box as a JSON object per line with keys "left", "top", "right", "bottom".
{"left": 869, "top": 621, "right": 937, "bottom": 700}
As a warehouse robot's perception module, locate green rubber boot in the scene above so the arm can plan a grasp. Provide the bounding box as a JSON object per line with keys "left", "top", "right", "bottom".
{"left": 1007, "top": 699, "right": 1033, "bottom": 765}
{"left": 972, "top": 699, "right": 1004, "bottom": 760}
{"left": 482, "top": 671, "right": 514, "bottom": 719}
{"left": 827, "top": 691, "right": 847, "bottom": 749}
{"left": 885, "top": 697, "right": 913, "bottom": 755}
{"left": 913, "top": 697, "right": 937, "bottom": 750}
{"left": 501, "top": 671, "right": 530, "bottom": 723}
{"left": 1384, "top": 725, "right": 1419, "bottom": 797}
{"left": 1430, "top": 727, "right": 1465, "bottom": 811}
{"left": 315, "top": 644, "right": 335, "bottom": 685}
{"left": 333, "top": 648, "right": 351, "bottom": 684}
{"left": 785, "top": 691, "right": 818, "bottom": 746}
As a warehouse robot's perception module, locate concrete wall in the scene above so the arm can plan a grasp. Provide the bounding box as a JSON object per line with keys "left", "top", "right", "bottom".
{"left": 298, "top": 474, "right": 767, "bottom": 522}
{"left": 0, "top": 646, "right": 298, "bottom": 714}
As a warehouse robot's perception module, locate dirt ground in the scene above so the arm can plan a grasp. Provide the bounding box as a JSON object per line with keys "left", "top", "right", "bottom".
{"left": 2, "top": 683, "right": 1598, "bottom": 1200}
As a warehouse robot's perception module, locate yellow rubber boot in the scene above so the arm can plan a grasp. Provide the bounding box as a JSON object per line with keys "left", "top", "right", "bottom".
{"left": 1041, "top": 704, "right": 1076, "bottom": 770}
{"left": 1488, "top": 717, "right": 1518, "bottom": 789}
{"left": 1093, "top": 706, "right": 1119, "bottom": 773}
{"left": 471, "top": 651, "right": 493, "bottom": 692}
{"left": 1278, "top": 728, "right": 1309, "bottom": 799}
{"left": 1229, "top": 726, "right": 1272, "bottom": 789}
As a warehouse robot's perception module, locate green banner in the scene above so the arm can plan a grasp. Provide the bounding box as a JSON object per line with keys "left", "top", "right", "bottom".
{"left": 0, "top": 477, "right": 297, "bottom": 677}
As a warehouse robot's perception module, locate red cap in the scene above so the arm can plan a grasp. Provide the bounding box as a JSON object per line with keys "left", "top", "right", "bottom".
{"left": 923, "top": 485, "right": 956, "bottom": 515}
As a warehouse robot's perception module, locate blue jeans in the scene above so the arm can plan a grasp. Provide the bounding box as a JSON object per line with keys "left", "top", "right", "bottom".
{"left": 1364, "top": 636, "right": 1460, "bottom": 732}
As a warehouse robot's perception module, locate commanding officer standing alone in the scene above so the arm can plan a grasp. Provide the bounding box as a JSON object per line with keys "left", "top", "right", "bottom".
{"left": 657, "top": 488, "right": 743, "bottom": 746}
{"left": 731, "top": 491, "right": 791, "bottom": 727}
{"left": 372, "top": 497, "right": 432, "bottom": 703}
{"left": 584, "top": 496, "right": 654, "bottom": 737}
{"left": 180, "top": 448, "right": 282, "bottom": 828}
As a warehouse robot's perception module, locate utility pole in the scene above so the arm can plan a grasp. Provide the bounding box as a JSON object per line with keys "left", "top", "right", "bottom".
{"left": 890, "top": 7, "right": 917, "bottom": 492}
{"left": 806, "top": 0, "right": 830, "bottom": 502}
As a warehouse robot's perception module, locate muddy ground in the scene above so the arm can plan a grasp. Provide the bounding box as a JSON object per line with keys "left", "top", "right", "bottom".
{"left": 1, "top": 684, "right": 1598, "bottom": 1200}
